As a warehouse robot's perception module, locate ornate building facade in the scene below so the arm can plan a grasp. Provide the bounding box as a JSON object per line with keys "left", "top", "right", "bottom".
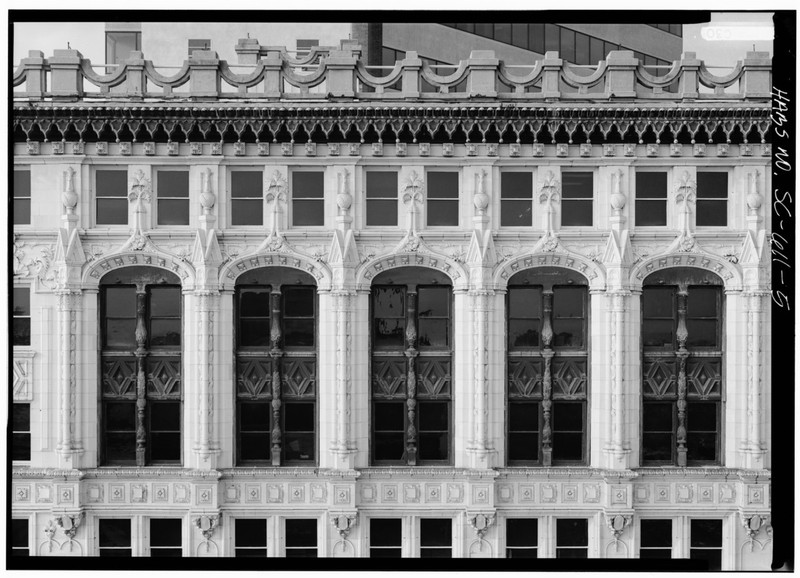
{"left": 11, "top": 40, "right": 772, "bottom": 567}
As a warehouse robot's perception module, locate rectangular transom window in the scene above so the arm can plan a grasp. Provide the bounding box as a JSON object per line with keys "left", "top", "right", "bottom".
{"left": 285, "top": 519, "right": 317, "bottom": 557}
{"left": 561, "top": 172, "right": 593, "bottom": 226}
{"left": 149, "top": 519, "right": 182, "bottom": 557}
{"left": 640, "top": 519, "right": 672, "bottom": 558}
{"left": 156, "top": 169, "right": 190, "bottom": 226}
{"left": 292, "top": 172, "right": 325, "bottom": 226}
{"left": 235, "top": 519, "right": 267, "bottom": 557}
{"left": 99, "top": 519, "right": 132, "bottom": 557}
{"left": 636, "top": 172, "right": 668, "bottom": 226}
{"left": 366, "top": 171, "right": 398, "bottom": 226}
{"left": 556, "top": 518, "right": 588, "bottom": 558}
{"left": 506, "top": 518, "right": 538, "bottom": 558}
{"left": 370, "top": 518, "right": 402, "bottom": 557}
{"left": 427, "top": 172, "right": 459, "bottom": 226}
{"left": 11, "top": 519, "right": 29, "bottom": 556}
{"left": 13, "top": 287, "right": 31, "bottom": 346}
{"left": 14, "top": 168, "right": 31, "bottom": 225}
{"left": 696, "top": 172, "right": 728, "bottom": 226}
{"left": 690, "top": 519, "right": 722, "bottom": 570}
{"left": 501, "top": 172, "right": 533, "bottom": 226}
{"left": 12, "top": 403, "right": 31, "bottom": 461}
{"left": 420, "top": 519, "right": 452, "bottom": 558}
{"left": 96, "top": 169, "right": 129, "bottom": 225}
{"left": 231, "top": 170, "right": 264, "bottom": 226}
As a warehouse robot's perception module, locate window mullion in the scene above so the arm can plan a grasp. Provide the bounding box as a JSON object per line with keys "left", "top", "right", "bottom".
{"left": 405, "top": 291, "right": 419, "bottom": 466}
{"left": 541, "top": 290, "right": 554, "bottom": 467}
{"left": 675, "top": 290, "right": 689, "bottom": 467}
{"left": 270, "top": 290, "right": 283, "bottom": 466}
{"left": 135, "top": 286, "right": 148, "bottom": 467}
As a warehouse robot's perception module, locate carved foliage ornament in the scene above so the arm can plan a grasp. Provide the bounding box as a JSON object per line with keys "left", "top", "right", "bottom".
{"left": 675, "top": 171, "right": 697, "bottom": 208}
{"left": 265, "top": 170, "right": 287, "bottom": 204}
{"left": 128, "top": 170, "right": 152, "bottom": 205}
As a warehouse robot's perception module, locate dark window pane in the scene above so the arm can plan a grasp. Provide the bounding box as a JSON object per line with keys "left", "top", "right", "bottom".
{"left": 374, "top": 432, "right": 405, "bottom": 461}
{"left": 590, "top": 37, "right": 604, "bottom": 63}
{"left": 509, "top": 320, "right": 539, "bottom": 348}
{"left": 420, "top": 548, "right": 451, "bottom": 558}
{"left": 561, "top": 200, "right": 592, "bottom": 226}
{"left": 640, "top": 549, "right": 672, "bottom": 559}
{"left": 13, "top": 318, "right": 31, "bottom": 346}
{"left": 557, "top": 547, "right": 587, "bottom": 558}
{"left": 367, "top": 172, "right": 397, "bottom": 197}
{"left": 643, "top": 403, "right": 673, "bottom": 431}
{"left": 509, "top": 402, "right": 537, "bottom": 431}
{"left": 553, "top": 319, "right": 583, "bottom": 347}
{"left": 14, "top": 199, "right": 31, "bottom": 225}
{"left": 643, "top": 287, "right": 674, "bottom": 318}
{"left": 231, "top": 171, "right": 264, "bottom": 197}
{"left": 688, "top": 287, "right": 718, "bottom": 317}
{"left": 150, "top": 519, "right": 182, "bottom": 547}
{"left": 284, "top": 319, "right": 315, "bottom": 347}
{"left": 236, "top": 519, "right": 267, "bottom": 547}
{"left": 576, "top": 33, "right": 590, "bottom": 64}
{"left": 97, "top": 170, "right": 128, "bottom": 197}
{"left": 105, "top": 319, "right": 136, "bottom": 347}
{"left": 636, "top": 200, "right": 667, "bottom": 226}
{"left": 696, "top": 200, "right": 727, "bottom": 226}
{"left": 686, "top": 319, "right": 717, "bottom": 347}
{"left": 374, "top": 319, "right": 405, "bottom": 348}
{"left": 530, "top": 23, "right": 545, "bottom": 53}
{"left": 418, "top": 287, "right": 449, "bottom": 317}
{"left": 97, "top": 198, "right": 129, "bottom": 225}
{"left": 240, "top": 432, "right": 270, "bottom": 461}
{"left": 12, "top": 434, "right": 31, "bottom": 461}
{"left": 12, "top": 519, "right": 29, "bottom": 550}
{"left": 509, "top": 433, "right": 538, "bottom": 462}
{"left": 553, "top": 433, "right": 582, "bottom": 461}
{"left": 697, "top": 173, "right": 728, "bottom": 199}
{"left": 691, "top": 548, "right": 722, "bottom": 571}
{"left": 99, "top": 519, "right": 131, "bottom": 548}
{"left": 286, "top": 519, "right": 317, "bottom": 548}
{"left": 149, "top": 287, "right": 181, "bottom": 317}
{"left": 106, "top": 402, "right": 136, "bottom": 430}
{"left": 105, "top": 434, "right": 135, "bottom": 462}
{"left": 418, "top": 320, "right": 447, "bottom": 347}
{"left": 554, "top": 287, "right": 584, "bottom": 317}
{"left": 150, "top": 401, "right": 180, "bottom": 430}
{"left": 556, "top": 518, "right": 588, "bottom": 547}
{"left": 427, "top": 200, "right": 459, "bottom": 226}
{"left": 643, "top": 319, "right": 673, "bottom": 347}
{"left": 553, "top": 403, "right": 582, "bottom": 430}
{"left": 421, "top": 519, "right": 451, "bottom": 547}
{"left": 374, "top": 287, "right": 404, "bottom": 318}
{"left": 292, "top": 173, "right": 324, "bottom": 199}
{"left": 240, "top": 289, "right": 271, "bottom": 317}
{"left": 475, "top": 23, "right": 493, "bottom": 38}
{"left": 284, "top": 435, "right": 314, "bottom": 461}
{"left": 643, "top": 433, "right": 673, "bottom": 461}
{"left": 375, "top": 403, "right": 405, "bottom": 431}
{"left": 370, "top": 518, "right": 402, "bottom": 547}
{"left": 293, "top": 200, "right": 324, "bottom": 226}
{"left": 149, "top": 435, "right": 181, "bottom": 462}
{"left": 158, "top": 171, "right": 189, "bottom": 197}
{"left": 428, "top": 172, "right": 459, "bottom": 198}
{"left": 501, "top": 200, "right": 533, "bottom": 226}
{"left": 512, "top": 23, "right": 528, "bottom": 48}
{"left": 419, "top": 401, "right": 448, "bottom": 430}
{"left": 419, "top": 432, "right": 448, "bottom": 461}
{"left": 544, "top": 24, "right": 560, "bottom": 52}
{"left": 14, "top": 170, "right": 31, "bottom": 198}
{"left": 509, "top": 287, "right": 541, "bottom": 318}
{"left": 240, "top": 402, "right": 270, "bottom": 431}
{"left": 367, "top": 200, "right": 398, "bottom": 226}
{"left": 284, "top": 287, "right": 315, "bottom": 317}
{"left": 231, "top": 199, "right": 263, "bottom": 225}
{"left": 641, "top": 519, "right": 672, "bottom": 547}
{"left": 239, "top": 318, "right": 270, "bottom": 347}
{"left": 691, "top": 519, "right": 722, "bottom": 547}
{"left": 106, "top": 287, "right": 136, "bottom": 318}
{"left": 157, "top": 199, "right": 190, "bottom": 226}
{"left": 507, "top": 519, "right": 538, "bottom": 547}
{"left": 562, "top": 173, "right": 593, "bottom": 198}
{"left": 561, "top": 28, "right": 575, "bottom": 62}
{"left": 284, "top": 403, "right": 315, "bottom": 431}
{"left": 150, "top": 319, "right": 181, "bottom": 346}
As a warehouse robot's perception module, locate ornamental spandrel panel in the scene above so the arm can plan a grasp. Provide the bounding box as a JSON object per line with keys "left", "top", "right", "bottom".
{"left": 281, "top": 358, "right": 316, "bottom": 397}
{"left": 101, "top": 358, "right": 137, "bottom": 397}
{"left": 551, "top": 358, "right": 587, "bottom": 398}
{"left": 508, "top": 359, "right": 543, "bottom": 398}
{"left": 236, "top": 357, "right": 273, "bottom": 398}
{"left": 371, "top": 358, "right": 407, "bottom": 398}
{"left": 686, "top": 359, "right": 722, "bottom": 398}
{"left": 146, "top": 358, "right": 181, "bottom": 398}
{"left": 417, "top": 358, "right": 451, "bottom": 397}
{"left": 642, "top": 359, "right": 678, "bottom": 397}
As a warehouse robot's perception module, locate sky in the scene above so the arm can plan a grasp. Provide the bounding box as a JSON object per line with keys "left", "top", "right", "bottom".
{"left": 12, "top": 13, "right": 775, "bottom": 69}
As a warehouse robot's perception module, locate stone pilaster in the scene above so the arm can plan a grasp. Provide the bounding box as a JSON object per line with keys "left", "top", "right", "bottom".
{"left": 55, "top": 290, "right": 83, "bottom": 467}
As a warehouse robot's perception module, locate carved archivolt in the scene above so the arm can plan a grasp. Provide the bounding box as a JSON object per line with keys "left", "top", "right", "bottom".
{"left": 355, "top": 250, "right": 470, "bottom": 290}
{"left": 219, "top": 251, "right": 332, "bottom": 291}
{"left": 630, "top": 252, "right": 742, "bottom": 290}
{"left": 493, "top": 250, "right": 606, "bottom": 290}
{"left": 82, "top": 250, "right": 195, "bottom": 289}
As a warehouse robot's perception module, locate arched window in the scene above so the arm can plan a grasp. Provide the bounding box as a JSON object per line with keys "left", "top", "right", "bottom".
{"left": 371, "top": 268, "right": 453, "bottom": 465}
{"left": 506, "top": 268, "right": 589, "bottom": 466}
{"left": 235, "top": 268, "right": 317, "bottom": 466}
{"left": 641, "top": 268, "right": 723, "bottom": 465}
{"left": 100, "top": 267, "right": 182, "bottom": 465}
